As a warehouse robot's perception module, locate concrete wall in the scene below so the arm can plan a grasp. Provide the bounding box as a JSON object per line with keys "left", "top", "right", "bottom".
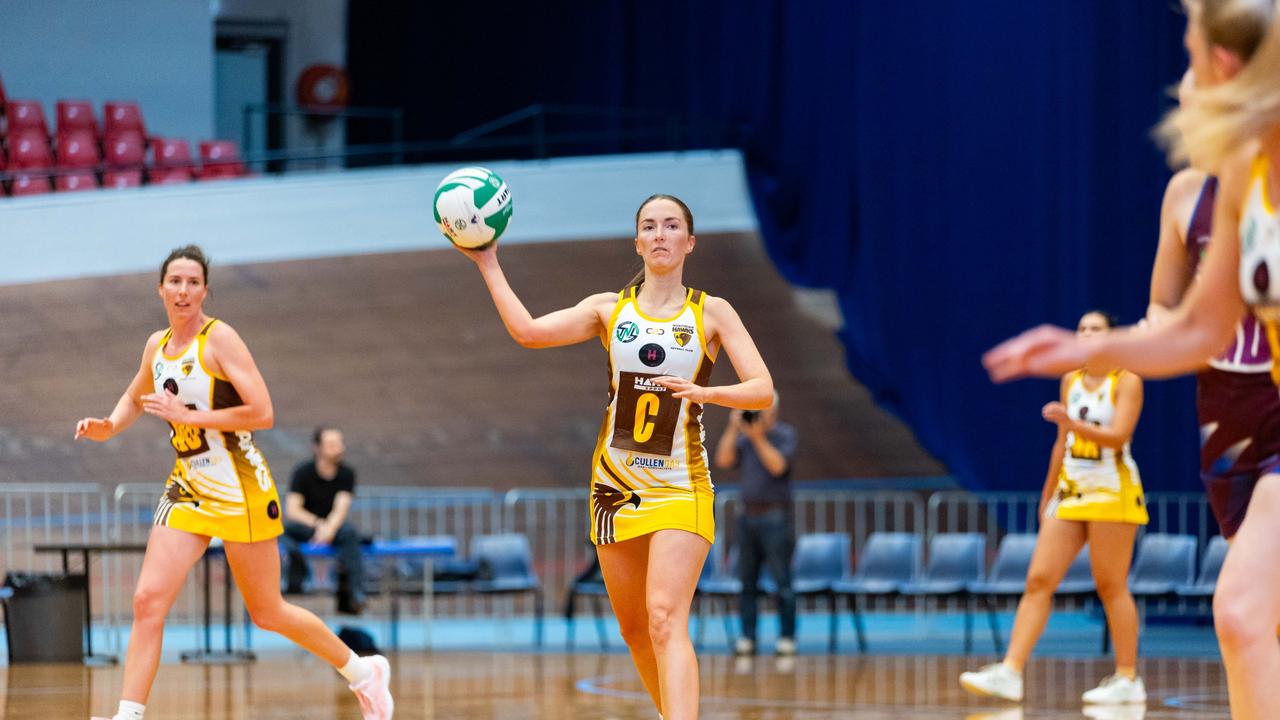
{"left": 0, "top": 0, "right": 214, "bottom": 142}
{"left": 0, "top": 151, "right": 758, "bottom": 285}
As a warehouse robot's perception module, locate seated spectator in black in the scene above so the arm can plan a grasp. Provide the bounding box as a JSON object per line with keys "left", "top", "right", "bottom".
{"left": 282, "top": 427, "right": 365, "bottom": 615}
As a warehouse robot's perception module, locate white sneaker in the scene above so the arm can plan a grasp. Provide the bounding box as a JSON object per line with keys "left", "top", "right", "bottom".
{"left": 964, "top": 709, "right": 1024, "bottom": 720}
{"left": 1082, "top": 674, "right": 1146, "bottom": 705}
{"left": 1082, "top": 705, "right": 1147, "bottom": 720}
{"left": 959, "top": 663, "right": 1024, "bottom": 702}
{"left": 350, "top": 654, "right": 394, "bottom": 719}
{"left": 775, "top": 637, "right": 797, "bottom": 656}
{"left": 733, "top": 637, "right": 754, "bottom": 656}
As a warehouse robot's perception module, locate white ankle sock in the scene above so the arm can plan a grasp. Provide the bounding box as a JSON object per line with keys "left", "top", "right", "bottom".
{"left": 338, "top": 650, "right": 373, "bottom": 685}
{"left": 115, "top": 699, "right": 145, "bottom": 720}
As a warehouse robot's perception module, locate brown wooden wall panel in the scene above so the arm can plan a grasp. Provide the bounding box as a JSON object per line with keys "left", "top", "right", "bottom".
{"left": 0, "top": 233, "right": 944, "bottom": 490}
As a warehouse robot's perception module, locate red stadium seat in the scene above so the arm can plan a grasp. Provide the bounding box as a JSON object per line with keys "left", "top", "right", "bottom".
{"left": 103, "top": 101, "right": 146, "bottom": 139}
{"left": 9, "top": 173, "right": 52, "bottom": 196}
{"left": 56, "top": 100, "right": 99, "bottom": 139}
{"left": 197, "top": 140, "right": 246, "bottom": 180}
{"left": 57, "top": 129, "right": 100, "bottom": 168}
{"left": 56, "top": 170, "right": 98, "bottom": 192}
{"left": 7, "top": 100, "right": 49, "bottom": 138}
{"left": 55, "top": 128, "right": 101, "bottom": 191}
{"left": 103, "top": 170, "right": 143, "bottom": 189}
{"left": 150, "top": 137, "right": 193, "bottom": 184}
{"left": 104, "top": 131, "right": 145, "bottom": 169}
{"left": 8, "top": 130, "right": 53, "bottom": 169}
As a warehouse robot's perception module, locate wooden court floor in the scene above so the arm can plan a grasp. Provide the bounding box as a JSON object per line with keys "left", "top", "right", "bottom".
{"left": 1, "top": 652, "right": 1227, "bottom": 719}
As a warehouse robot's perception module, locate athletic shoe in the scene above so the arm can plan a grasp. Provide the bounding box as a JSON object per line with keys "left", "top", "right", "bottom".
{"left": 1082, "top": 674, "right": 1146, "bottom": 705}
{"left": 350, "top": 654, "right": 394, "bottom": 719}
{"left": 733, "top": 637, "right": 755, "bottom": 656}
{"left": 1082, "top": 705, "right": 1147, "bottom": 720}
{"left": 775, "top": 637, "right": 797, "bottom": 656}
{"left": 959, "top": 663, "right": 1024, "bottom": 702}
{"left": 964, "top": 709, "right": 1023, "bottom": 720}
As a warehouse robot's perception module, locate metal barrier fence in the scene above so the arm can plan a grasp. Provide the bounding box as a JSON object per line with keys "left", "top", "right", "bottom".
{"left": 1, "top": 485, "right": 1223, "bottom": 637}
{"left": 0, "top": 484, "right": 114, "bottom": 654}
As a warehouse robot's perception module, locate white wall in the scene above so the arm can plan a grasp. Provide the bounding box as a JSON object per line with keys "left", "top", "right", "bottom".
{"left": 0, "top": 151, "right": 758, "bottom": 285}
{"left": 214, "top": 0, "right": 348, "bottom": 164}
{"left": 0, "top": 0, "right": 213, "bottom": 142}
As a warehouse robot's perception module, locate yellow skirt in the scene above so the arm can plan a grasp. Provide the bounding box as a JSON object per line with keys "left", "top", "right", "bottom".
{"left": 1053, "top": 463, "right": 1149, "bottom": 525}
{"left": 154, "top": 461, "right": 284, "bottom": 543}
{"left": 590, "top": 482, "right": 715, "bottom": 546}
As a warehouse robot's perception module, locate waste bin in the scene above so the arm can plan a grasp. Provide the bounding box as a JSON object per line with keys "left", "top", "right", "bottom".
{"left": 2, "top": 572, "right": 86, "bottom": 663}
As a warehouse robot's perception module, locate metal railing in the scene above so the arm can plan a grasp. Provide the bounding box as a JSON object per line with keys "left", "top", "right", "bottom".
{"left": 0, "top": 103, "right": 739, "bottom": 195}
{"left": 0, "top": 484, "right": 1225, "bottom": 644}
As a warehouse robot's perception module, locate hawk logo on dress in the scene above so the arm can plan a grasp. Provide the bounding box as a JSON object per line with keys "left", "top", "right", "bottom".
{"left": 672, "top": 324, "right": 695, "bottom": 348}
{"left": 181, "top": 358, "right": 195, "bottom": 377}
{"left": 616, "top": 321, "right": 639, "bottom": 343}
{"left": 592, "top": 482, "right": 641, "bottom": 544}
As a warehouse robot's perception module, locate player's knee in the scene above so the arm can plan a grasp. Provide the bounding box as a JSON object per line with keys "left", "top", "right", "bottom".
{"left": 247, "top": 600, "right": 288, "bottom": 633}
{"left": 1023, "top": 570, "right": 1057, "bottom": 596}
{"left": 1212, "top": 574, "right": 1273, "bottom": 650}
{"left": 132, "top": 584, "right": 169, "bottom": 622}
{"left": 646, "top": 599, "right": 684, "bottom": 648}
{"left": 1092, "top": 574, "right": 1129, "bottom": 603}
{"left": 616, "top": 613, "right": 650, "bottom": 649}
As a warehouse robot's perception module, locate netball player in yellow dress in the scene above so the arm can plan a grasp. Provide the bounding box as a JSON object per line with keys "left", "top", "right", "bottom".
{"left": 78, "top": 246, "right": 393, "bottom": 720}
{"left": 962, "top": 311, "right": 1148, "bottom": 706}
{"left": 458, "top": 195, "right": 774, "bottom": 720}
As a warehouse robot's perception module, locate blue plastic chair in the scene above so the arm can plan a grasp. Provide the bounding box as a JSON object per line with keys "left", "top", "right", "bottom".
{"left": 1055, "top": 544, "right": 1096, "bottom": 595}
{"left": 831, "top": 532, "right": 921, "bottom": 652}
{"left": 469, "top": 533, "right": 544, "bottom": 646}
{"left": 1176, "top": 536, "right": 1228, "bottom": 598}
{"left": 779, "top": 532, "right": 851, "bottom": 651}
{"left": 695, "top": 547, "right": 741, "bottom": 650}
{"left": 1129, "top": 533, "right": 1198, "bottom": 597}
{"left": 967, "top": 533, "right": 1038, "bottom": 654}
{"left": 565, "top": 557, "right": 610, "bottom": 650}
{"left": 899, "top": 533, "right": 986, "bottom": 653}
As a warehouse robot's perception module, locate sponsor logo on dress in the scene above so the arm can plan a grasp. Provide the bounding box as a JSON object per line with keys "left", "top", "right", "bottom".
{"left": 645, "top": 327, "right": 665, "bottom": 335}
{"left": 625, "top": 453, "right": 676, "bottom": 470}
{"left": 633, "top": 375, "right": 666, "bottom": 392}
{"left": 616, "top": 321, "right": 639, "bottom": 343}
{"left": 154, "top": 362, "right": 164, "bottom": 379}
{"left": 181, "top": 357, "right": 195, "bottom": 377}
{"left": 639, "top": 343, "right": 666, "bottom": 367}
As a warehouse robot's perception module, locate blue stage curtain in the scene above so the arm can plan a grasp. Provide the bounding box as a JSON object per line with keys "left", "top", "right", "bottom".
{"left": 349, "top": 1, "right": 1198, "bottom": 492}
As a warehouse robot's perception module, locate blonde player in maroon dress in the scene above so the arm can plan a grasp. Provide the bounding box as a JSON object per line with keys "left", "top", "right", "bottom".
{"left": 457, "top": 195, "right": 773, "bottom": 720}
{"left": 78, "top": 246, "right": 393, "bottom": 720}
{"left": 985, "top": 3, "right": 1280, "bottom": 715}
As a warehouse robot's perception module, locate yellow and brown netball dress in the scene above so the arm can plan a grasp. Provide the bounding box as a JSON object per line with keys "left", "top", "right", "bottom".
{"left": 150, "top": 319, "right": 283, "bottom": 542}
{"left": 1052, "top": 370, "right": 1149, "bottom": 525}
{"left": 590, "top": 286, "right": 716, "bottom": 545}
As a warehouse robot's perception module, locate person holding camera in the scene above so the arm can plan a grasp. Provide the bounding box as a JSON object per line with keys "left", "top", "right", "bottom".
{"left": 714, "top": 392, "right": 799, "bottom": 656}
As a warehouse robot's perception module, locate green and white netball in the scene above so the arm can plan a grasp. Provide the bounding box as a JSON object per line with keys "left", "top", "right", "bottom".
{"left": 432, "top": 166, "right": 514, "bottom": 249}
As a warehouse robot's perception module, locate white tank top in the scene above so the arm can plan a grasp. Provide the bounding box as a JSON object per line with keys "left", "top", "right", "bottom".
{"left": 1060, "top": 370, "right": 1137, "bottom": 481}
{"left": 152, "top": 319, "right": 274, "bottom": 505}
{"left": 1238, "top": 154, "right": 1280, "bottom": 385}
{"left": 592, "top": 286, "right": 715, "bottom": 492}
